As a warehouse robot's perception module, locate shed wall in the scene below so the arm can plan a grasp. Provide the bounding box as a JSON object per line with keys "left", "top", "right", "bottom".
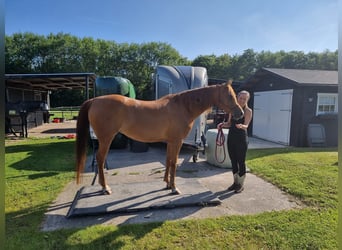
{"left": 246, "top": 74, "right": 337, "bottom": 147}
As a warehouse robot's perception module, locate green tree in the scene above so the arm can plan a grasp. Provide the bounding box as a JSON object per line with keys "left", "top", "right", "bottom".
{"left": 5, "top": 32, "right": 338, "bottom": 105}
{"left": 232, "top": 49, "right": 258, "bottom": 80}
{"left": 192, "top": 55, "right": 216, "bottom": 71}
{"left": 135, "top": 42, "right": 188, "bottom": 99}
{"left": 318, "top": 49, "right": 338, "bottom": 70}
{"left": 256, "top": 50, "right": 281, "bottom": 69}
{"left": 212, "top": 54, "right": 233, "bottom": 80}
{"left": 5, "top": 32, "right": 44, "bottom": 73}
{"left": 95, "top": 39, "right": 121, "bottom": 76}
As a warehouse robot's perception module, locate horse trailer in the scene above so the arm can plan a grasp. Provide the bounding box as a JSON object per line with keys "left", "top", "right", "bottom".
{"left": 153, "top": 65, "right": 208, "bottom": 161}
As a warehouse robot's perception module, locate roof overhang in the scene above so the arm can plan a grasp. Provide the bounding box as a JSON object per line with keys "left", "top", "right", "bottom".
{"left": 5, "top": 73, "right": 96, "bottom": 91}
{"left": 241, "top": 68, "right": 338, "bottom": 90}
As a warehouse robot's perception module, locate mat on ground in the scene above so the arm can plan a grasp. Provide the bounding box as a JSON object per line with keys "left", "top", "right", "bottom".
{"left": 67, "top": 179, "right": 221, "bottom": 218}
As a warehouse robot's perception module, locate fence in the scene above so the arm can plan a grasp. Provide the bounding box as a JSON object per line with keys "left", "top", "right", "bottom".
{"left": 49, "top": 106, "right": 80, "bottom": 121}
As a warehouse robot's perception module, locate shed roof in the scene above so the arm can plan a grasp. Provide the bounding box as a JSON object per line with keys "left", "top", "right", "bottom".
{"left": 5, "top": 73, "right": 96, "bottom": 91}
{"left": 264, "top": 68, "right": 338, "bottom": 85}
{"left": 242, "top": 68, "right": 338, "bottom": 89}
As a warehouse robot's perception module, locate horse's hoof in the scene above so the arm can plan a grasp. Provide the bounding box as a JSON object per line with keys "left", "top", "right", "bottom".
{"left": 102, "top": 187, "right": 112, "bottom": 195}
{"left": 165, "top": 184, "right": 172, "bottom": 190}
{"left": 102, "top": 189, "right": 112, "bottom": 195}
{"left": 171, "top": 188, "right": 181, "bottom": 195}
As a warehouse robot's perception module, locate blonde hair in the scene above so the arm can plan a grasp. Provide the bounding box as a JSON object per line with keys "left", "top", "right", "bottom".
{"left": 238, "top": 90, "right": 250, "bottom": 108}
{"left": 238, "top": 90, "right": 250, "bottom": 99}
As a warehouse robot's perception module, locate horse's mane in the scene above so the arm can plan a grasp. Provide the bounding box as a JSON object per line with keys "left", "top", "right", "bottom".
{"left": 179, "top": 84, "right": 217, "bottom": 99}
{"left": 172, "top": 85, "right": 219, "bottom": 115}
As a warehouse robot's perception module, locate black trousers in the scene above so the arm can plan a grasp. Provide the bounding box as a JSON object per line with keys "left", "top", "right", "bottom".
{"left": 227, "top": 131, "right": 248, "bottom": 176}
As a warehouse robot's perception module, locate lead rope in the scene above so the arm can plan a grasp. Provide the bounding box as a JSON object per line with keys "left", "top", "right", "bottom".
{"left": 215, "top": 125, "right": 226, "bottom": 163}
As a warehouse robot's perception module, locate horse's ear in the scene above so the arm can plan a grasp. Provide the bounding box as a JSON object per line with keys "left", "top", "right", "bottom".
{"left": 223, "top": 79, "right": 233, "bottom": 86}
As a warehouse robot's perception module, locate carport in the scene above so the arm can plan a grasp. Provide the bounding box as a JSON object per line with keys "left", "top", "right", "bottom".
{"left": 5, "top": 72, "right": 96, "bottom": 137}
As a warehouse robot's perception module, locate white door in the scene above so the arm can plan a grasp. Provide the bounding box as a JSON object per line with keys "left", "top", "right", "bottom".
{"left": 253, "top": 89, "right": 293, "bottom": 145}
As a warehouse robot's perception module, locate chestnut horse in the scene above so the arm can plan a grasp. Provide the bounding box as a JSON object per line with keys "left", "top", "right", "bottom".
{"left": 76, "top": 81, "right": 243, "bottom": 195}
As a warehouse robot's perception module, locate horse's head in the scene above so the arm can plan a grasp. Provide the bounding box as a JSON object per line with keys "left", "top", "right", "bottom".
{"left": 217, "top": 81, "right": 244, "bottom": 120}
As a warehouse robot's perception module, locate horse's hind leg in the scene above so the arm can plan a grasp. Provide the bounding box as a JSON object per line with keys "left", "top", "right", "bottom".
{"left": 96, "top": 139, "right": 112, "bottom": 195}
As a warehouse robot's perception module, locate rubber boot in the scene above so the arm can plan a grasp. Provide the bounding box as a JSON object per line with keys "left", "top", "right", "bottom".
{"left": 234, "top": 174, "right": 246, "bottom": 193}
{"left": 227, "top": 173, "right": 239, "bottom": 191}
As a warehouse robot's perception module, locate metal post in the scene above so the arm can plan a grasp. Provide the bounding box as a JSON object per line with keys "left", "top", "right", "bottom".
{"left": 93, "top": 77, "right": 96, "bottom": 98}
{"left": 85, "top": 75, "right": 89, "bottom": 100}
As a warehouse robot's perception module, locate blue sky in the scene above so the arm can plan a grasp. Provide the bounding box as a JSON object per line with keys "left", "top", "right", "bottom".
{"left": 5, "top": 0, "right": 338, "bottom": 60}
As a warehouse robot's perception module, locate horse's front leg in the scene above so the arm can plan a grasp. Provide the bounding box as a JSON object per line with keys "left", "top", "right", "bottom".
{"left": 163, "top": 154, "right": 171, "bottom": 189}
{"left": 96, "top": 142, "right": 112, "bottom": 195}
{"left": 167, "top": 141, "right": 183, "bottom": 195}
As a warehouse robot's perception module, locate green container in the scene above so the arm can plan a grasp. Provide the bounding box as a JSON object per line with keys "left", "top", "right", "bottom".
{"left": 95, "top": 76, "right": 136, "bottom": 149}
{"left": 95, "top": 77, "right": 136, "bottom": 98}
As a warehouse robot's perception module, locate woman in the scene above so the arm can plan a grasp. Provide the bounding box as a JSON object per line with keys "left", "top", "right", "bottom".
{"left": 218, "top": 90, "right": 252, "bottom": 193}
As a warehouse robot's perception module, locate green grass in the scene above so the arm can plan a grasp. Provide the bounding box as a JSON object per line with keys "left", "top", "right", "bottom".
{"left": 5, "top": 139, "right": 338, "bottom": 249}
{"left": 5, "top": 138, "right": 75, "bottom": 247}
{"left": 49, "top": 109, "right": 79, "bottom": 120}
{"left": 247, "top": 148, "right": 338, "bottom": 209}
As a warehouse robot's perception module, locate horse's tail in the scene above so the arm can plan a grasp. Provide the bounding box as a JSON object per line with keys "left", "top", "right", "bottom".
{"left": 75, "top": 99, "right": 92, "bottom": 184}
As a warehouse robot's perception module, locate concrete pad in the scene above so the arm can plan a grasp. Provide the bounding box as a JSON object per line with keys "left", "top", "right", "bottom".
{"left": 67, "top": 179, "right": 221, "bottom": 218}
{"left": 41, "top": 144, "right": 302, "bottom": 231}
{"left": 248, "top": 137, "right": 286, "bottom": 149}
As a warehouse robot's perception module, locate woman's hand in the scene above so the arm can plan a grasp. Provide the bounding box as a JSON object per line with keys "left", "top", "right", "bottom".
{"left": 217, "top": 122, "right": 224, "bottom": 129}
{"left": 235, "top": 123, "right": 244, "bottom": 129}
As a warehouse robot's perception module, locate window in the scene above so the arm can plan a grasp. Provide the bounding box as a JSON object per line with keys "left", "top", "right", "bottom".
{"left": 316, "top": 93, "right": 338, "bottom": 115}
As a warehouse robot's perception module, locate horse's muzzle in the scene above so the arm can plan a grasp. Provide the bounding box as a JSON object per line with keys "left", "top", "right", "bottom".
{"left": 232, "top": 108, "right": 244, "bottom": 120}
